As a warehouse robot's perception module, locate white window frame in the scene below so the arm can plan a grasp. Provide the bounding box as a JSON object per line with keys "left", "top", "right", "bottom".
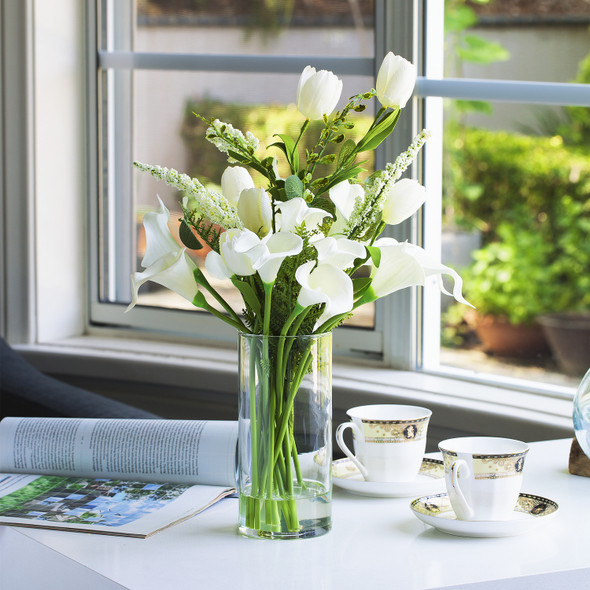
{"left": 0, "top": 0, "right": 580, "bottom": 439}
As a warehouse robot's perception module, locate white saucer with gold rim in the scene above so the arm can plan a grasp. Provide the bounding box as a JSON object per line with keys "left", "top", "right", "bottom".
{"left": 410, "top": 492, "right": 559, "bottom": 537}
{"left": 332, "top": 457, "right": 445, "bottom": 498}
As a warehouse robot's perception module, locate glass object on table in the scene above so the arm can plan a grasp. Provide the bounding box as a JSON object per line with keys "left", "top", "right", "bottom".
{"left": 573, "top": 368, "right": 590, "bottom": 458}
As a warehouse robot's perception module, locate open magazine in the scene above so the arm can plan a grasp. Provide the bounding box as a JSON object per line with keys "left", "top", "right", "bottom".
{"left": 0, "top": 417, "right": 238, "bottom": 538}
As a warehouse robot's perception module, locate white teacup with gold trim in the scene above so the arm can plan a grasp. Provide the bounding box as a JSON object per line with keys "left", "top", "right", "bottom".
{"left": 438, "top": 437, "right": 529, "bottom": 521}
{"left": 336, "top": 405, "right": 432, "bottom": 482}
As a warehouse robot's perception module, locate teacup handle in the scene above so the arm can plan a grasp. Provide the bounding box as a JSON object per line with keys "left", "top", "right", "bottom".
{"left": 450, "top": 459, "right": 475, "bottom": 519}
{"left": 336, "top": 422, "right": 368, "bottom": 480}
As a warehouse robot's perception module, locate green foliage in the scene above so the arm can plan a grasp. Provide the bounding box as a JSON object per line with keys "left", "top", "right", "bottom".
{"left": 446, "top": 127, "right": 590, "bottom": 242}
{"left": 459, "top": 224, "right": 557, "bottom": 324}
{"left": 447, "top": 128, "right": 590, "bottom": 321}
{"left": 180, "top": 98, "right": 373, "bottom": 189}
{"left": 563, "top": 51, "right": 590, "bottom": 145}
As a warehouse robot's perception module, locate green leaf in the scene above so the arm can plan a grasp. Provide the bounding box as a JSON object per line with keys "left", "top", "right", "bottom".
{"left": 231, "top": 277, "right": 262, "bottom": 317}
{"left": 355, "top": 109, "right": 401, "bottom": 153}
{"left": 192, "top": 290, "right": 209, "bottom": 309}
{"left": 273, "top": 133, "right": 300, "bottom": 172}
{"left": 458, "top": 36, "right": 510, "bottom": 65}
{"left": 179, "top": 219, "right": 203, "bottom": 250}
{"left": 352, "top": 276, "right": 372, "bottom": 297}
{"left": 317, "top": 164, "right": 366, "bottom": 196}
{"left": 284, "top": 174, "right": 304, "bottom": 200}
{"left": 366, "top": 245, "right": 381, "bottom": 268}
{"left": 337, "top": 138, "right": 357, "bottom": 168}
{"left": 309, "top": 196, "right": 336, "bottom": 218}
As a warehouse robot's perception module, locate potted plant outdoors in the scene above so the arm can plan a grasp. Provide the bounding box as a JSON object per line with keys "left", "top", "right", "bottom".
{"left": 459, "top": 223, "right": 554, "bottom": 358}
{"left": 537, "top": 196, "right": 590, "bottom": 376}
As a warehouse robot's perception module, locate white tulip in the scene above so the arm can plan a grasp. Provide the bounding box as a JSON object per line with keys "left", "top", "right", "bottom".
{"left": 296, "top": 65, "right": 343, "bottom": 120}
{"left": 237, "top": 187, "right": 273, "bottom": 237}
{"left": 381, "top": 178, "right": 427, "bottom": 226}
{"left": 127, "top": 248, "right": 198, "bottom": 312}
{"left": 376, "top": 52, "right": 417, "bottom": 109}
{"left": 140, "top": 196, "right": 181, "bottom": 268}
{"left": 328, "top": 180, "right": 364, "bottom": 236}
{"left": 358, "top": 238, "right": 470, "bottom": 306}
{"left": 296, "top": 260, "right": 353, "bottom": 328}
{"left": 221, "top": 166, "right": 255, "bottom": 206}
{"left": 314, "top": 236, "right": 366, "bottom": 270}
{"left": 276, "top": 197, "right": 331, "bottom": 234}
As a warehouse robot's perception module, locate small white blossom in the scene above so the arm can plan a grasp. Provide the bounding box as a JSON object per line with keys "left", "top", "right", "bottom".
{"left": 133, "top": 161, "right": 243, "bottom": 230}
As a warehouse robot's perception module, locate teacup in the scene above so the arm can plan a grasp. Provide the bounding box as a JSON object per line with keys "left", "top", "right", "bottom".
{"left": 438, "top": 436, "right": 529, "bottom": 521}
{"left": 336, "top": 404, "right": 432, "bottom": 482}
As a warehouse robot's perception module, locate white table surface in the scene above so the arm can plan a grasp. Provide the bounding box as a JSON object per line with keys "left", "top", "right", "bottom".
{"left": 1, "top": 438, "right": 588, "bottom": 590}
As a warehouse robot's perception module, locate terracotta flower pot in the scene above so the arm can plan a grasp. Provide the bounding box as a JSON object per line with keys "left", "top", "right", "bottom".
{"left": 469, "top": 313, "right": 550, "bottom": 358}
{"left": 538, "top": 313, "right": 590, "bottom": 376}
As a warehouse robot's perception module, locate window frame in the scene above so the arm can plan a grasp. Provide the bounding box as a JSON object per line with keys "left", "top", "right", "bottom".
{"left": 0, "top": 0, "right": 581, "bottom": 438}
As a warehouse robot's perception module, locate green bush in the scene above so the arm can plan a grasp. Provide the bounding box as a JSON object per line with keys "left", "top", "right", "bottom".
{"left": 446, "top": 126, "right": 590, "bottom": 323}
{"left": 446, "top": 127, "right": 590, "bottom": 245}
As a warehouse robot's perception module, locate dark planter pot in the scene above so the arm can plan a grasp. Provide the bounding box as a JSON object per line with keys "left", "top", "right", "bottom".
{"left": 538, "top": 313, "right": 590, "bottom": 376}
{"left": 470, "top": 314, "right": 550, "bottom": 358}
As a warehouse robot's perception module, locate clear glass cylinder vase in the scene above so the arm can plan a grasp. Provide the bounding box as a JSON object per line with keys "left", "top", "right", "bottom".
{"left": 237, "top": 331, "right": 332, "bottom": 539}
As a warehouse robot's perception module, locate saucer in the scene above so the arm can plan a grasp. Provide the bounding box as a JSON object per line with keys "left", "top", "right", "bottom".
{"left": 332, "top": 457, "right": 444, "bottom": 498}
{"left": 410, "top": 492, "right": 559, "bottom": 537}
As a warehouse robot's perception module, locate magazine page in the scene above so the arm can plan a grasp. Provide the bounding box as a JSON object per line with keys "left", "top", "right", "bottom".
{"left": 0, "top": 472, "right": 235, "bottom": 538}
{"left": 0, "top": 417, "right": 238, "bottom": 486}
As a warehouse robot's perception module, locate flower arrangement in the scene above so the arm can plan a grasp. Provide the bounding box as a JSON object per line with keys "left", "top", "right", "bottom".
{"left": 128, "top": 52, "right": 469, "bottom": 538}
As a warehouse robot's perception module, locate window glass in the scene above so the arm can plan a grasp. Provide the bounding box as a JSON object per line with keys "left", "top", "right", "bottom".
{"left": 435, "top": 1, "right": 590, "bottom": 388}
{"left": 97, "top": 1, "right": 377, "bottom": 334}
{"left": 135, "top": 0, "right": 375, "bottom": 57}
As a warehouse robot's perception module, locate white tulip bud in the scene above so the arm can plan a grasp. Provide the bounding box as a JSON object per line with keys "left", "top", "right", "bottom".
{"left": 376, "top": 52, "right": 417, "bottom": 109}
{"left": 296, "top": 65, "right": 343, "bottom": 120}
{"left": 237, "top": 187, "right": 273, "bottom": 237}
{"left": 221, "top": 166, "right": 255, "bottom": 206}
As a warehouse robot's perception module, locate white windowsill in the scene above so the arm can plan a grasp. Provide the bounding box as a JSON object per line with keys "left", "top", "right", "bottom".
{"left": 14, "top": 334, "right": 575, "bottom": 442}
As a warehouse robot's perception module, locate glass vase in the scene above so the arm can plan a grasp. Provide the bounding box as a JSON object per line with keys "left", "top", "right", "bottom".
{"left": 573, "top": 368, "right": 590, "bottom": 458}
{"left": 237, "top": 331, "right": 332, "bottom": 539}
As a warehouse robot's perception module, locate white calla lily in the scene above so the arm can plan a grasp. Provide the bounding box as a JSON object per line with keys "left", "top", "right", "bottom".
{"left": 296, "top": 65, "right": 343, "bottom": 120}
{"left": 381, "top": 178, "right": 427, "bottom": 226}
{"left": 253, "top": 232, "right": 303, "bottom": 284}
{"left": 238, "top": 187, "right": 273, "bottom": 237}
{"left": 127, "top": 248, "right": 198, "bottom": 312}
{"left": 141, "top": 196, "right": 181, "bottom": 267}
{"left": 221, "top": 166, "right": 255, "bottom": 206}
{"left": 296, "top": 260, "right": 353, "bottom": 328}
{"left": 314, "top": 236, "right": 366, "bottom": 270}
{"left": 358, "top": 238, "right": 470, "bottom": 306}
{"left": 376, "top": 52, "right": 417, "bottom": 110}
{"left": 276, "top": 197, "right": 331, "bottom": 234}
{"left": 328, "top": 180, "right": 364, "bottom": 236}
{"left": 206, "top": 228, "right": 262, "bottom": 279}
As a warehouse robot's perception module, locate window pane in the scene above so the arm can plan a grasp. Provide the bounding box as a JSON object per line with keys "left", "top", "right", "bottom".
{"left": 438, "top": 97, "right": 589, "bottom": 388}
{"left": 445, "top": 0, "right": 590, "bottom": 83}
{"left": 101, "top": 66, "right": 377, "bottom": 327}
{"left": 135, "top": 0, "right": 375, "bottom": 57}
